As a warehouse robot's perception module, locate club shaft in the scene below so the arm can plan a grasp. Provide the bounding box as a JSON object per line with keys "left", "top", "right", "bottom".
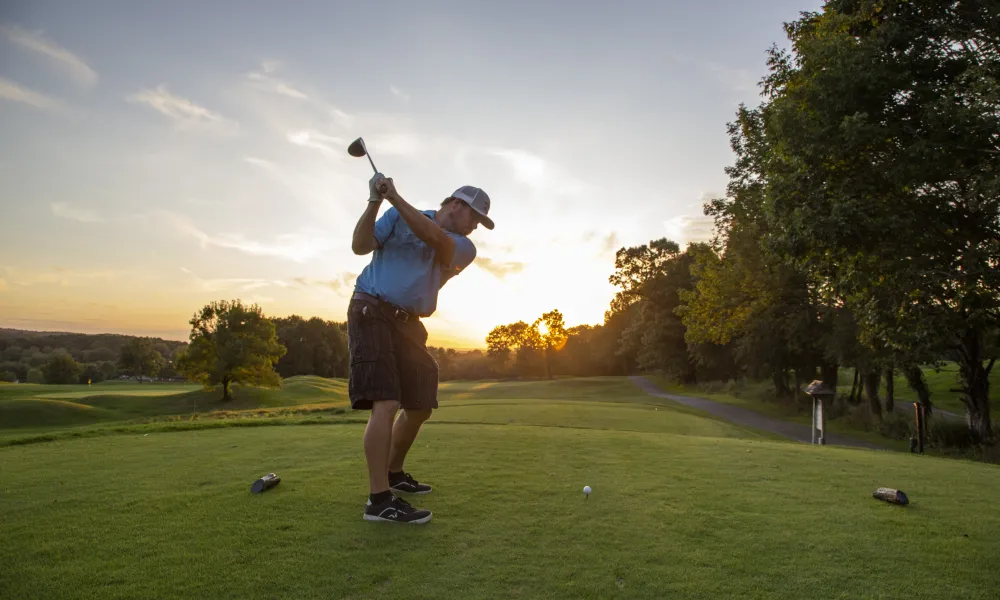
{"left": 360, "top": 139, "right": 379, "bottom": 173}
{"left": 357, "top": 138, "right": 386, "bottom": 193}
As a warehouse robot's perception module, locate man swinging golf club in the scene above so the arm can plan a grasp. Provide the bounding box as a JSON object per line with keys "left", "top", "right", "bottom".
{"left": 349, "top": 168, "right": 494, "bottom": 524}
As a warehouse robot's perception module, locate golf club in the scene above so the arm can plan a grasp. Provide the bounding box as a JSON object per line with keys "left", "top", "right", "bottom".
{"left": 348, "top": 137, "right": 389, "bottom": 194}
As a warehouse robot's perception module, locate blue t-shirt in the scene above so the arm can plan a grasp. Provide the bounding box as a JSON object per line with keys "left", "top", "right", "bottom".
{"left": 353, "top": 207, "right": 477, "bottom": 317}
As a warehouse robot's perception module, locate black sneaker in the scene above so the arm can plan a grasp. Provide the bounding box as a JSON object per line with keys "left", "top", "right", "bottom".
{"left": 389, "top": 471, "right": 433, "bottom": 495}
{"left": 363, "top": 495, "right": 432, "bottom": 524}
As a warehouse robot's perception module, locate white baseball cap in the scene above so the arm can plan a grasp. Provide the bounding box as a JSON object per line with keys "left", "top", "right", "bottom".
{"left": 452, "top": 185, "right": 494, "bottom": 230}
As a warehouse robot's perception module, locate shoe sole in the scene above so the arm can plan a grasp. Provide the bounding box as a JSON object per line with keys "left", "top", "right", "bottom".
{"left": 389, "top": 486, "right": 432, "bottom": 495}
{"left": 363, "top": 513, "right": 432, "bottom": 524}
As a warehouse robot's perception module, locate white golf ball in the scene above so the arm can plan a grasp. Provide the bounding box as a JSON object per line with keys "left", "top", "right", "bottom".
{"left": 583, "top": 485, "right": 592, "bottom": 495}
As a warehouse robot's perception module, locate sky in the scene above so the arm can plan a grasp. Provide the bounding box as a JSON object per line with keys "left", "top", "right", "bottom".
{"left": 0, "top": 0, "right": 821, "bottom": 348}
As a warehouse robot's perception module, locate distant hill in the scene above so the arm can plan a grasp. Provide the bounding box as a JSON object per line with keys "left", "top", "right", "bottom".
{"left": 0, "top": 329, "right": 187, "bottom": 368}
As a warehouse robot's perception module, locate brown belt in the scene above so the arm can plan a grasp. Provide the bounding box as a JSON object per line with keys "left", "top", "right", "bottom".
{"left": 352, "top": 292, "right": 417, "bottom": 322}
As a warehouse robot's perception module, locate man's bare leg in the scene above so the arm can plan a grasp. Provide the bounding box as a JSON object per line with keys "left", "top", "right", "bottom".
{"left": 388, "top": 408, "right": 432, "bottom": 473}
{"left": 364, "top": 400, "right": 399, "bottom": 493}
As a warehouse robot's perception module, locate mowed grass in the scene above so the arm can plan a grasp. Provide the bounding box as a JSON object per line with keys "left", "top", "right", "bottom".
{"left": 1, "top": 377, "right": 999, "bottom": 599}
{"left": 436, "top": 377, "right": 777, "bottom": 439}
{"left": 835, "top": 363, "right": 1000, "bottom": 416}
{"left": 0, "top": 377, "right": 350, "bottom": 433}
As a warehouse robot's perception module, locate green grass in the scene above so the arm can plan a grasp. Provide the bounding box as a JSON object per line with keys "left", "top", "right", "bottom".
{"left": 646, "top": 375, "right": 914, "bottom": 451}
{"left": 0, "top": 376, "right": 350, "bottom": 433}
{"left": 3, "top": 416, "right": 999, "bottom": 598}
{"left": 650, "top": 364, "right": 998, "bottom": 458}
{"left": 2, "top": 377, "right": 999, "bottom": 598}
{"left": 434, "top": 378, "right": 774, "bottom": 440}
{"left": 836, "top": 363, "right": 999, "bottom": 416}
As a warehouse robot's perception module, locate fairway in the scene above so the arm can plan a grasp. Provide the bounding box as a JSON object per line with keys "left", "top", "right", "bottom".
{"left": 2, "top": 378, "right": 998, "bottom": 599}
{"left": 31, "top": 390, "right": 194, "bottom": 399}
{"left": 0, "top": 377, "right": 350, "bottom": 433}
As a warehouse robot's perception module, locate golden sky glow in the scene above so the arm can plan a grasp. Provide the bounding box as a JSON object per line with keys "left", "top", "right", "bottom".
{"left": 0, "top": 3, "right": 808, "bottom": 347}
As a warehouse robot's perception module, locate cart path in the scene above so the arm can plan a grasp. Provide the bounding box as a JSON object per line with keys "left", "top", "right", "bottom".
{"left": 630, "top": 376, "right": 887, "bottom": 450}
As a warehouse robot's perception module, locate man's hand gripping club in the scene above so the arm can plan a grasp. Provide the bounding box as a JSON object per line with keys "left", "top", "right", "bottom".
{"left": 352, "top": 174, "right": 456, "bottom": 267}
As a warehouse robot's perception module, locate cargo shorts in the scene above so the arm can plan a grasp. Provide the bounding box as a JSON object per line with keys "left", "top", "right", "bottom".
{"left": 346, "top": 294, "right": 439, "bottom": 410}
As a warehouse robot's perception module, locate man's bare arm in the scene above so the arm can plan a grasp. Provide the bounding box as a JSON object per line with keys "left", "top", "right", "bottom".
{"left": 351, "top": 199, "right": 382, "bottom": 255}
{"left": 380, "top": 178, "right": 455, "bottom": 266}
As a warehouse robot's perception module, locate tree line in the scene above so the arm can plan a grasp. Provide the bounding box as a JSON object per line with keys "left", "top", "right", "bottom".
{"left": 0, "top": 313, "right": 349, "bottom": 387}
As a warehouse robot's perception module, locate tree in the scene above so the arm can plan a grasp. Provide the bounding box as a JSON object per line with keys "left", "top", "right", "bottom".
{"left": 79, "top": 363, "right": 105, "bottom": 384}
{"left": 485, "top": 324, "right": 516, "bottom": 373}
{"left": 610, "top": 237, "right": 735, "bottom": 383}
{"left": 99, "top": 361, "right": 118, "bottom": 380}
{"left": 41, "top": 353, "right": 82, "bottom": 385}
{"left": 273, "top": 315, "right": 349, "bottom": 378}
{"left": 0, "top": 370, "right": 16, "bottom": 383}
{"left": 83, "top": 347, "right": 117, "bottom": 363}
{"left": 608, "top": 239, "right": 682, "bottom": 376}
{"left": 678, "top": 97, "right": 850, "bottom": 400}
{"left": 119, "top": 337, "right": 165, "bottom": 382}
{"left": 26, "top": 368, "right": 44, "bottom": 384}
{"left": 534, "top": 310, "right": 568, "bottom": 379}
{"left": 0, "top": 362, "right": 27, "bottom": 382}
{"left": 486, "top": 318, "right": 548, "bottom": 378}
{"left": 600, "top": 306, "right": 638, "bottom": 375}
{"left": 608, "top": 238, "right": 683, "bottom": 315}
{"left": 758, "top": 0, "right": 1000, "bottom": 438}
{"left": 176, "top": 300, "right": 287, "bottom": 401}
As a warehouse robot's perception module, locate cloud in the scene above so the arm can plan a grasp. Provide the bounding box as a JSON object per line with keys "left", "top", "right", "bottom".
{"left": 246, "top": 69, "right": 309, "bottom": 100}
{"left": 474, "top": 239, "right": 516, "bottom": 255}
{"left": 664, "top": 215, "right": 715, "bottom": 247}
{"left": 367, "top": 133, "right": 423, "bottom": 157}
{"left": 179, "top": 267, "right": 290, "bottom": 293}
{"left": 581, "top": 230, "right": 620, "bottom": 254}
{"left": 390, "top": 85, "right": 410, "bottom": 103}
{"left": 0, "top": 77, "right": 63, "bottom": 110}
{"left": 163, "top": 211, "right": 338, "bottom": 263}
{"left": 261, "top": 60, "right": 282, "bottom": 74}
{"left": 292, "top": 273, "right": 357, "bottom": 293}
{"left": 476, "top": 256, "right": 526, "bottom": 279}
{"left": 241, "top": 155, "right": 353, "bottom": 224}
{"left": 0, "top": 24, "right": 97, "bottom": 87}
{"left": 126, "top": 85, "right": 237, "bottom": 132}
{"left": 0, "top": 278, "right": 7, "bottom": 292}
{"left": 492, "top": 149, "right": 546, "bottom": 186}
{"left": 287, "top": 130, "right": 347, "bottom": 159}
{"left": 602, "top": 232, "right": 620, "bottom": 254}
{"left": 51, "top": 202, "right": 103, "bottom": 223}
{"left": 485, "top": 147, "right": 593, "bottom": 196}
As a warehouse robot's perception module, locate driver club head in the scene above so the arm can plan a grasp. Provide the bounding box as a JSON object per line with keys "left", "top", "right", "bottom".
{"left": 348, "top": 137, "right": 379, "bottom": 174}
{"left": 348, "top": 136, "right": 388, "bottom": 194}
{"left": 347, "top": 137, "right": 367, "bottom": 158}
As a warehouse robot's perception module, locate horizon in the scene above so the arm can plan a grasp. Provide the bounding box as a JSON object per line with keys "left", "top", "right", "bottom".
{"left": 0, "top": 1, "right": 821, "bottom": 348}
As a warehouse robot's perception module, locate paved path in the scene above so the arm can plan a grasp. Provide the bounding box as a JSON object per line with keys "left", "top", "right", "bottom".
{"left": 630, "top": 376, "right": 886, "bottom": 450}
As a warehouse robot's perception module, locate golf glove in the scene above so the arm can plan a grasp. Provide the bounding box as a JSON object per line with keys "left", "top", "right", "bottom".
{"left": 369, "top": 173, "right": 386, "bottom": 202}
